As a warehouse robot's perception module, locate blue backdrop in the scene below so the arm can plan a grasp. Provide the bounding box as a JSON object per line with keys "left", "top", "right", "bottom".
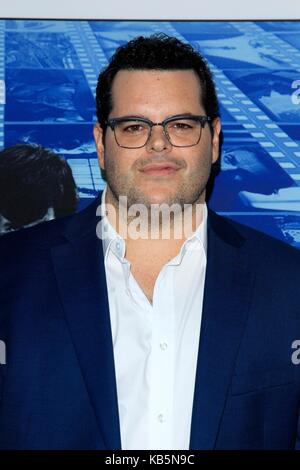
{"left": 1, "top": 19, "right": 300, "bottom": 248}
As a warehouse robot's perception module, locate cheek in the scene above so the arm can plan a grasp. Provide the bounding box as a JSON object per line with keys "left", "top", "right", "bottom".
{"left": 182, "top": 154, "right": 212, "bottom": 186}
{"left": 104, "top": 149, "right": 138, "bottom": 177}
{"left": 186, "top": 153, "right": 210, "bottom": 172}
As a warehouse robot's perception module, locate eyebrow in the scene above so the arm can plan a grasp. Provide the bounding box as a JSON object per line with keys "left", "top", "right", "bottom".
{"left": 109, "top": 112, "right": 202, "bottom": 121}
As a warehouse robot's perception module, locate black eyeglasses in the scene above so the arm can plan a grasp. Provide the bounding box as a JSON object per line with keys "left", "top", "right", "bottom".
{"left": 105, "top": 114, "right": 212, "bottom": 149}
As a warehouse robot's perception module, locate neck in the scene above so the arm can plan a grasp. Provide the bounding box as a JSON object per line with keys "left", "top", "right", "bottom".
{"left": 104, "top": 187, "right": 205, "bottom": 261}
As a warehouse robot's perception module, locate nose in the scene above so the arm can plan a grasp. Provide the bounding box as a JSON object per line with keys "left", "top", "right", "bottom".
{"left": 145, "top": 124, "right": 172, "bottom": 153}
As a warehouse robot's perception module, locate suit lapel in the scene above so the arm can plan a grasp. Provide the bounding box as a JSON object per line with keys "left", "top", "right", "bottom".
{"left": 51, "top": 197, "right": 121, "bottom": 450}
{"left": 189, "top": 211, "right": 257, "bottom": 450}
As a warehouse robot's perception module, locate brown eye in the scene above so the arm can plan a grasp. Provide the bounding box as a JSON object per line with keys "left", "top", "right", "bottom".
{"left": 172, "top": 122, "right": 193, "bottom": 130}
{"left": 167, "top": 120, "right": 196, "bottom": 133}
{"left": 123, "top": 124, "right": 145, "bottom": 133}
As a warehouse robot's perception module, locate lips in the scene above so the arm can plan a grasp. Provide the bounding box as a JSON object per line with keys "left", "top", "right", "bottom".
{"left": 140, "top": 162, "right": 181, "bottom": 176}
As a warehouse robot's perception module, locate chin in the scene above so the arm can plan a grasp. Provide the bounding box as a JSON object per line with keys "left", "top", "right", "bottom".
{"left": 143, "top": 191, "right": 177, "bottom": 206}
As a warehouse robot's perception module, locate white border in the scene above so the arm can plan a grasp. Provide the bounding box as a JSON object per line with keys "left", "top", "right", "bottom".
{"left": 1, "top": 0, "right": 300, "bottom": 20}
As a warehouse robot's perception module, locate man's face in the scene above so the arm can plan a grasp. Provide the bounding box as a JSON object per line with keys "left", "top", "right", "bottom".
{"left": 94, "top": 69, "right": 221, "bottom": 210}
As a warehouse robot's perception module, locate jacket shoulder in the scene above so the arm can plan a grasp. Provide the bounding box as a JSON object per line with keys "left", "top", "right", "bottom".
{"left": 208, "top": 209, "right": 300, "bottom": 266}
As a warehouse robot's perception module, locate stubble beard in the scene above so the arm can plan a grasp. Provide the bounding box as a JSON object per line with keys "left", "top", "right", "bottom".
{"left": 106, "top": 158, "right": 211, "bottom": 206}
{"left": 104, "top": 155, "right": 212, "bottom": 236}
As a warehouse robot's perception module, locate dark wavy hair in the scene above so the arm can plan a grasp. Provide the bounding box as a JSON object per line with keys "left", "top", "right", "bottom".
{"left": 96, "top": 33, "right": 220, "bottom": 133}
{"left": 0, "top": 143, "right": 78, "bottom": 229}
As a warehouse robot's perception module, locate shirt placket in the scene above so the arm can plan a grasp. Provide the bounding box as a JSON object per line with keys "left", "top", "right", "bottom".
{"left": 149, "top": 265, "right": 175, "bottom": 449}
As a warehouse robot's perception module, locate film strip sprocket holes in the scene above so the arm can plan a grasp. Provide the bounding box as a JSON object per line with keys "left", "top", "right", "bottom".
{"left": 163, "top": 21, "right": 300, "bottom": 188}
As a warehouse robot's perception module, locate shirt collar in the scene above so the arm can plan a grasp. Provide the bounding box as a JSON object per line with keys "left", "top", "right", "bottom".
{"left": 100, "top": 186, "right": 125, "bottom": 262}
{"left": 167, "top": 202, "right": 207, "bottom": 266}
{"left": 100, "top": 185, "right": 207, "bottom": 262}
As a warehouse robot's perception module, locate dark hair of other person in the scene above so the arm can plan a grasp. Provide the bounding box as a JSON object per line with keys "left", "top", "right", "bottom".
{"left": 0, "top": 143, "right": 78, "bottom": 230}
{"left": 96, "top": 33, "right": 220, "bottom": 137}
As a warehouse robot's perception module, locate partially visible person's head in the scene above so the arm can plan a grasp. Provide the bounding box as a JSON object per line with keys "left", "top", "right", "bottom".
{"left": 94, "top": 34, "right": 221, "bottom": 213}
{"left": 0, "top": 143, "right": 78, "bottom": 234}
{"left": 221, "top": 148, "right": 266, "bottom": 173}
{"left": 219, "top": 146, "right": 294, "bottom": 195}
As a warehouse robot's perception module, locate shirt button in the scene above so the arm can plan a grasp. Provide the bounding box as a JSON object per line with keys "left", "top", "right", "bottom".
{"left": 115, "top": 241, "right": 122, "bottom": 256}
{"left": 159, "top": 342, "right": 168, "bottom": 351}
{"left": 158, "top": 414, "right": 164, "bottom": 423}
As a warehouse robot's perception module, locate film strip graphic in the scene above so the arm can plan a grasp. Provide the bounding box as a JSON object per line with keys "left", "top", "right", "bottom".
{"left": 234, "top": 22, "right": 300, "bottom": 73}
{"left": 231, "top": 21, "right": 300, "bottom": 184}
{"left": 1, "top": 19, "right": 298, "bottom": 245}
{"left": 0, "top": 20, "right": 5, "bottom": 149}
{"left": 66, "top": 21, "right": 107, "bottom": 98}
{"left": 161, "top": 21, "right": 300, "bottom": 191}
{"left": 66, "top": 21, "right": 109, "bottom": 197}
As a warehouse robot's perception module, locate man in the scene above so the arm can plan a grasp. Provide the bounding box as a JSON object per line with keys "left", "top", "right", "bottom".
{"left": 0, "top": 143, "right": 78, "bottom": 234}
{"left": 0, "top": 34, "right": 300, "bottom": 450}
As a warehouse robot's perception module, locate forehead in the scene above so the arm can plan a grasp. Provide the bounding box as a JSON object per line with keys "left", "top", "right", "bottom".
{"left": 110, "top": 69, "right": 203, "bottom": 116}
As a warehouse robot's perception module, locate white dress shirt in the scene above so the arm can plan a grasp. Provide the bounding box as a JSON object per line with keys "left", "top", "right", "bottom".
{"left": 100, "top": 186, "right": 207, "bottom": 450}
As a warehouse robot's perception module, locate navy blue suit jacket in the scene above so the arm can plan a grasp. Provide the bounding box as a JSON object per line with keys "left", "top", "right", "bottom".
{"left": 0, "top": 193, "right": 300, "bottom": 450}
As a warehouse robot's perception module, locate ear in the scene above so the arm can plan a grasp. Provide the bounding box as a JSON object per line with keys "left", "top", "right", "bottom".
{"left": 211, "top": 117, "right": 221, "bottom": 164}
{"left": 93, "top": 123, "right": 105, "bottom": 170}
